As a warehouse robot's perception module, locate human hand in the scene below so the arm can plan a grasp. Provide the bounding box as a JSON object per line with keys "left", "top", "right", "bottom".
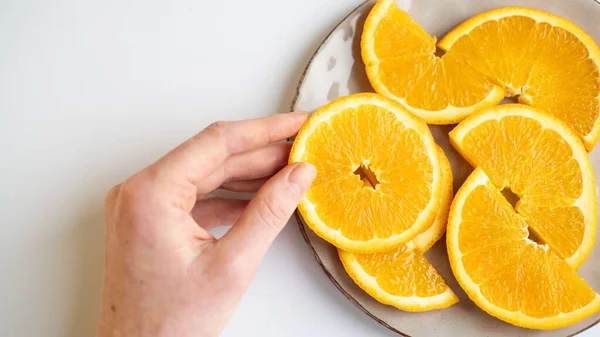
{"left": 97, "top": 113, "right": 316, "bottom": 337}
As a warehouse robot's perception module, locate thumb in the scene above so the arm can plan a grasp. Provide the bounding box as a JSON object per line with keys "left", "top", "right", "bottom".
{"left": 219, "top": 162, "right": 316, "bottom": 267}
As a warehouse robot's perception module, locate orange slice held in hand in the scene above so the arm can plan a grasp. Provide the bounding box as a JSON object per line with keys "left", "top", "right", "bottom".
{"left": 447, "top": 104, "right": 600, "bottom": 329}
{"left": 363, "top": 0, "right": 600, "bottom": 149}
{"left": 289, "top": 93, "right": 443, "bottom": 253}
{"left": 339, "top": 147, "right": 458, "bottom": 312}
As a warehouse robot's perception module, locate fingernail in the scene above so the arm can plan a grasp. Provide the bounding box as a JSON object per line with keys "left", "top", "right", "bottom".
{"left": 292, "top": 111, "right": 310, "bottom": 119}
{"left": 287, "top": 163, "right": 317, "bottom": 192}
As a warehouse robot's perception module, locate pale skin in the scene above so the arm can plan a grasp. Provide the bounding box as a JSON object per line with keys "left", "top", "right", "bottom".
{"left": 98, "top": 112, "right": 316, "bottom": 337}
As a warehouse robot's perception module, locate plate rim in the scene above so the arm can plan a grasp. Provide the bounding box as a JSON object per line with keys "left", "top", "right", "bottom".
{"left": 289, "top": 0, "right": 600, "bottom": 336}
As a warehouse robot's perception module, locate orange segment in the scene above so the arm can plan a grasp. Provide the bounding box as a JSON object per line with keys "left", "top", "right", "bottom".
{"left": 362, "top": 0, "right": 434, "bottom": 63}
{"left": 443, "top": 51, "right": 500, "bottom": 108}
{"left": 371, "top": 11, "right": 433, "bottom": 59}
{"left": 524, "top": 25, "right": 600, "bottom": 98}
{"left": 520, "top": 95, "right": 600, "bottom": 138}
{"left": 456, "top": 184, "right": 527, "bottom": 255}
{"left": 405, "top": 58, "right": 448, "bottom": 111}
{"left": 450, "top": 104, "right": 597, "bottom": 268}
{"left": 290, "top": 93, "right": 442, "bottom": 253}
{"left": 441, "top": 16, "right": 540, "bottom": 94}
{"left": 447, "top": 168, "right": 600, "bottom": 329}
{"left": 373, "top": 54, "right": 436, "bottom": 100}
{"left": 518, "top": 205, "right": 585, "bottom": 261}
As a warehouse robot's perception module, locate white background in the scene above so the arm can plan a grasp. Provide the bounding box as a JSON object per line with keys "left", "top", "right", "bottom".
{"left": 0, "top": 0, "right": 597, "bottom": 336}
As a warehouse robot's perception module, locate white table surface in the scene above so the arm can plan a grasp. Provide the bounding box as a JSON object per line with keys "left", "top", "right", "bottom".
{"left": 0, "top": 1, "right": 597, "bottom": 336}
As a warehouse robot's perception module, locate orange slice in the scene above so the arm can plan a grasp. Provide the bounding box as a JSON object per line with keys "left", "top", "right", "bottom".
{"left": 412, "top": 147, "right": 454, "bottom": 252}
{"left": 439, "top": 7, "right": 600, "bottom": 150}
{"left": 339, "top": 245, "right": 458, "bottom": 312}
{"left": 289, "top": 93, "right": 442, "bottom": 253}
{"left": 338, "top": 148, "right": 457, "bottom": 312}
{"left": 362, "top": 0, "right": 504, "bottom": 124}
{"left": 447, "top": 168, "right": 600, "bottom": 329}
{"left": 449, "top": 104, "right": 597, "bottom": 269}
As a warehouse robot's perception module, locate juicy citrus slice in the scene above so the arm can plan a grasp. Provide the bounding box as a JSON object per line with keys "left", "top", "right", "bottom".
{"left": 339, "top": 243, "right": 458, "bottom": 312}
{"left": 449, "top": 104, "right": 597, "bottom": 269}
{"left": 412, "top": 147, "right": 454, "bottom": 252}
{"left": 337, "top": 148, "right": 457, "bottom": 312}
{"left": 447, "top": 168, "right": 600, "bottom": 329}
{"left": 362, "top": 0, "right": 504, "bottom": 124}
{"left": 289, "top": 93, "right": 443, "bottom": 253}
{"left": 439, "top": 7, "right": 600, "bottom": 150}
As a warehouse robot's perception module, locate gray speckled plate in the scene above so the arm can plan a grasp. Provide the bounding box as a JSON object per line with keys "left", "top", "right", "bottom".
{"left": 290, "top": 0, "right": 600, "bottom": 336}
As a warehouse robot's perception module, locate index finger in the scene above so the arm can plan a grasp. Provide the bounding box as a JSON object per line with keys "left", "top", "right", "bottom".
{"left": 152, "top": 111, "right": 308, "bottom": 190}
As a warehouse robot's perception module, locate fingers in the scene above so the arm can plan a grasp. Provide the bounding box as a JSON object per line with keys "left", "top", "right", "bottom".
{"left": 217, "top": 163, "right": 316, "bottom": 268}
{"left": 191, "top": 198, "right": 250, "bottom": 230}
{"left": 226, "top": 142, "right": 292, "bottom": 180}
{"left": 152, "top": 112, "right": 308, "bottom": 192}
{"left": 221, "top": 177, "right": 270, "bottom": 193}
{"left": 198, "top": 142, "right": 292, "bottom": 194}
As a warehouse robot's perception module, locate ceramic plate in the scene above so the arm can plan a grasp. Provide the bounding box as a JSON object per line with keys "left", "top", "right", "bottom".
{"left": 290, "top": 0, "right": 600, "bottom": 336}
